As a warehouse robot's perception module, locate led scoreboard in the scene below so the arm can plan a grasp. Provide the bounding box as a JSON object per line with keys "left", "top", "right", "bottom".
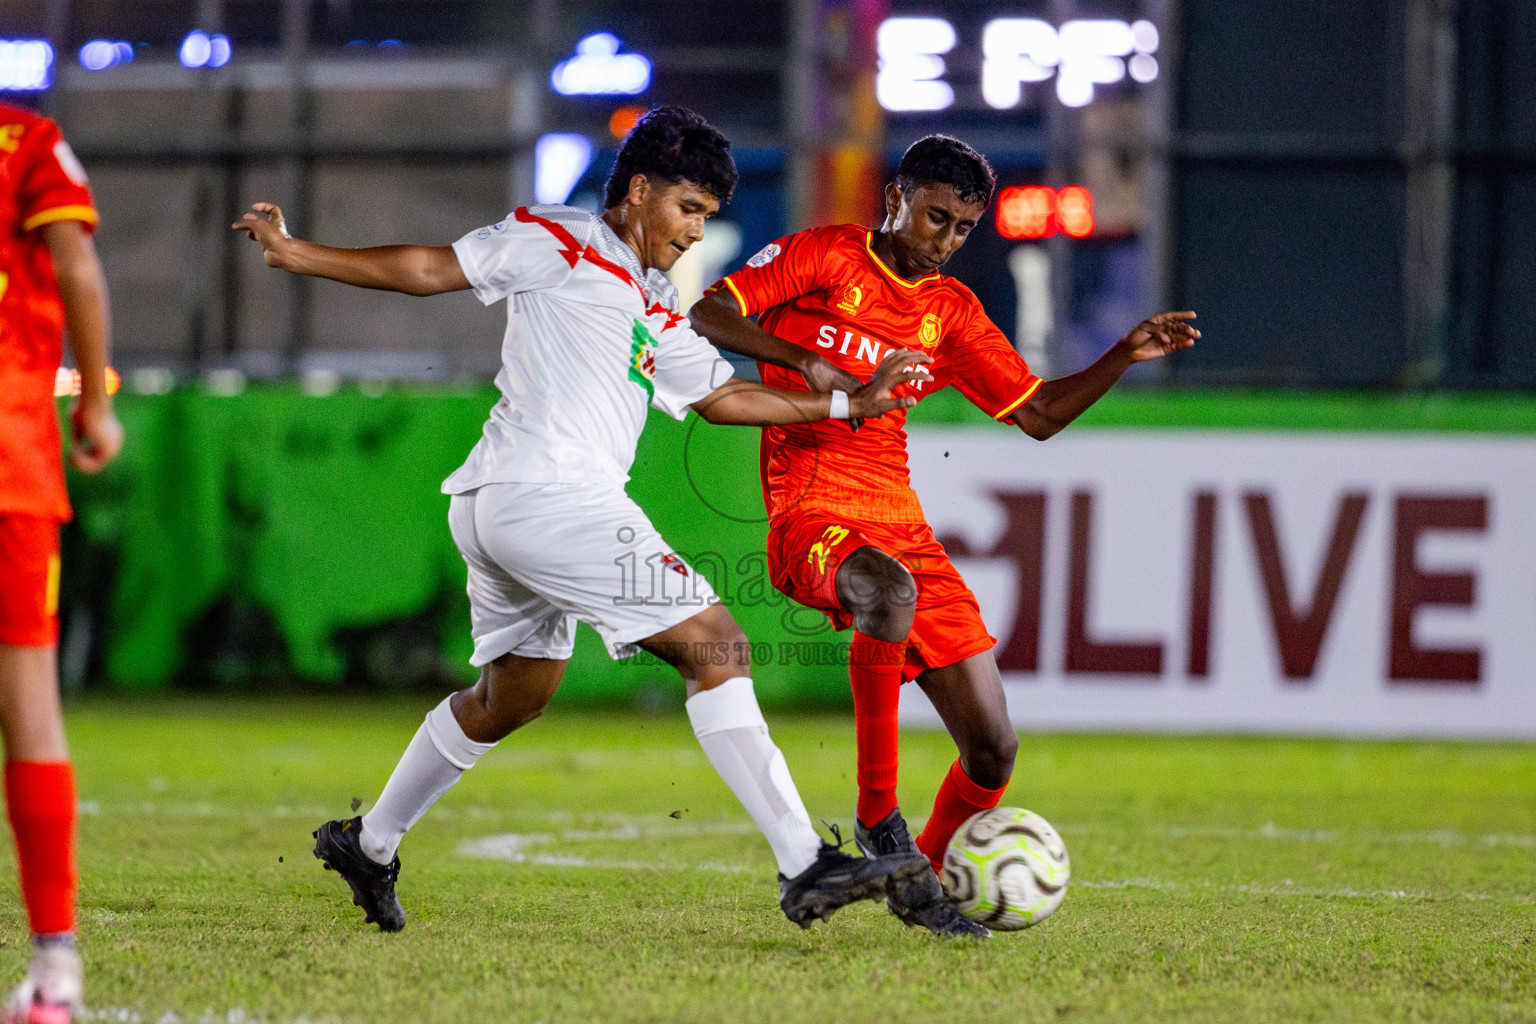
{"left": 877, "top": 16, "right": 1159, "bottom": 111}
{"left": 995, "top": 185, "right": 1095, "bottom": 239}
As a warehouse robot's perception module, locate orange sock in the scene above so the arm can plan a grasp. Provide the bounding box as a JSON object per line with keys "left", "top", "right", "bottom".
{"left": 915, "top": 759, "right": 1006, "bottom": 872}
{"left": 5, "top": 761, "right": 77, "bottom": 935}
{"left": 850, "top": 633, "right": 904, "bottom": 828}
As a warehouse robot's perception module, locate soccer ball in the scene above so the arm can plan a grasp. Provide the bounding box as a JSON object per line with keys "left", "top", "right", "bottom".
{"left": 942, "top": 807, "right": 1070, "bottom": 930}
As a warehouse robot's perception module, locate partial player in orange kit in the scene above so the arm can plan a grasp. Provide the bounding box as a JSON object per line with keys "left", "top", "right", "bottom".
{"left": 689, "top": 134, "right": 1197, "bottom": 937}
{"left": 0, "top": 99, "right": 123, "bottom": 1022}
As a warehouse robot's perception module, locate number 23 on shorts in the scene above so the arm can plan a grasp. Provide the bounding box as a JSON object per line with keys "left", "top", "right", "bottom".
{"left": 806, "top": 524, "right": 850, "bottom": 575}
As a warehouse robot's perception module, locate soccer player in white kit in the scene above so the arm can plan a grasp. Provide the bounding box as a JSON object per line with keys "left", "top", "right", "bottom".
{"left": 233, "top": 107, "right": 933, "bottom": 931}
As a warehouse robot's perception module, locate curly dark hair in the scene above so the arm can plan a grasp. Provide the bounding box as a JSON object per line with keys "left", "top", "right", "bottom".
{"left": 893, "top": 134, "right": 997, "bottom": 208}
{"left": 603, "top": 106, "right": 739, "bottom": 208}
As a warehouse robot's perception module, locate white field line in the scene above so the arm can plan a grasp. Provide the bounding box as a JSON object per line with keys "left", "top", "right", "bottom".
{"left": 84, "top": 1009, "right": 327, "bottom": 1024}
{"left": 1073, "top": 878, "right": 1532, "bottom": 903}
{"left": 459, "top": 822, "right": 759, "bottom": 873}
{"left": 76, "top": 801, "right": 1536, "bottom": 851}
{"left": 1055, "top": 819, "right": 1536, "bottom": 849}
{"left": 457, "top": 828, "right": 1536, "bottom": 904}
{"left": 460, "top": 835, "right": 1529, "bottom": 902}
{"left": 1155, "top": 822, "right": 1536, "bottom": 849}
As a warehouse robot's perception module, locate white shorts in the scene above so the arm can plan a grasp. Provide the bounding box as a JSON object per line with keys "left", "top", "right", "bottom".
{"left": 448, "top": 482, "right": 720, "bottom": 665}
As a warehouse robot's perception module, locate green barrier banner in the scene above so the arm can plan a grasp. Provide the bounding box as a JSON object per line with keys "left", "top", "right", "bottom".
{"left": 62, "top": 386, "right": 1536, "bottom": 704}
{"left": 63, "top": 386, "right": 855, "bottom": 704}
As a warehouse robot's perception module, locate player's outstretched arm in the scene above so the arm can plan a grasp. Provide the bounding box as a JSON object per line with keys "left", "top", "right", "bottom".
{"left": 689, "top": 290, "right": 864, "bottom": 394}
{"left": 692, "top": 348, "right": 932, "bottom": 426}
{"left": 43, "top": 219, "right": 123, "bottom": 474}
{"left": 231, "top": 202, "right": 471, "bottom": 296}
{"left": 1012, "top": 311, "right": 1198, "bottom": 441}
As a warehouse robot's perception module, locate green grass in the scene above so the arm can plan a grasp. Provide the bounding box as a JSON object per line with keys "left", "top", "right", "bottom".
{"left": 11, "top": 696, "right": 1534, "bottom": 1023}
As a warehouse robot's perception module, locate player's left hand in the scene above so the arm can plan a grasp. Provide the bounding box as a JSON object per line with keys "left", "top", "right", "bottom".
{"left": 850, "top": 348, "right": 934, "bottom": 420}
{"left": 1117, "top": 311, "right": 1199, "bottom": 362}
{"left": 799, "top": 354, "right": 865, "bottom": 396}
{"left": 68, "top": 399, "right": 124, "bottom": 474}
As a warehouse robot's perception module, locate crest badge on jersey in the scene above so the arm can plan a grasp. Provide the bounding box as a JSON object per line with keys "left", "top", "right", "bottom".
{"left": 629, "top": 320, "right": 659, "bottom": 400}
{"left": 836, "top": 284, "right": 862, "bottom": 317}
{"left": 746, "top": 242, "right": 781, "bottom": 268}
{"left": 918, "top": 312, "right": 942, "bottom": 349}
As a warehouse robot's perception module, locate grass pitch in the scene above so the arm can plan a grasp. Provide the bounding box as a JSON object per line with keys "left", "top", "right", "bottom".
{"left": 7, "top": 696, "right": 1532, "bottom": 1023}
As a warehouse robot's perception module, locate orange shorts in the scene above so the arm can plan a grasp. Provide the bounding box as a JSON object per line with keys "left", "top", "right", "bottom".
{"left": 768, "top": 510, "right": 995, "bottom": 681}
{"left": 0, "top": 515, "right": 61, "bottom": 648}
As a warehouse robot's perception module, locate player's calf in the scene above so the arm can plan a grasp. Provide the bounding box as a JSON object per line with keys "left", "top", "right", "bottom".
{"left": 639, "top": 603, "right": 752, "bottom": 693}
{"left": 452, "top": 653, "right": 567, "bottom": 744}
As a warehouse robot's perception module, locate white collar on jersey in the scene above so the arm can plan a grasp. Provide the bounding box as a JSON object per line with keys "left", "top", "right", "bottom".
{"left": 591, "top": 214, "right": 680, "bottom": 310}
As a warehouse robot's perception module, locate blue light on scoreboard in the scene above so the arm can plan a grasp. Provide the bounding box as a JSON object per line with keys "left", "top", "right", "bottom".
{"left": 0, "top": 40, "right": 54, "bottom": 91}
{"left": 79, "top": 40, "right": 134, "bottom": 71}
{"left": 535, "top": 133, "right": 594, "bottom": 205}
{"left": 551, "top": 33, "right": 651, "bottom": 96}
{"left": 877, "top": 17, "right": 1159, "bottom": 112}
{"left": 179, "top": 31, "right": 232, "bottom": 70}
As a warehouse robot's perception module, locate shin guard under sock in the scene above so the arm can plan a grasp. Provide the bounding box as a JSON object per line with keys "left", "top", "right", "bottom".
{"left": 5, "top": 761, "right": 77, "bottom": 935}
{"left": 915, "top": 759, "right": 1007, "bottom": 872}
{"left": 359, "top": 696, "right": 494, "bottom": 865}
{"left": 850, "top": 633, "right": 905, "bottom": 828}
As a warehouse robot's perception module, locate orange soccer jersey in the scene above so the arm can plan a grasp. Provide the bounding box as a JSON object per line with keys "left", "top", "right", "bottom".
{"left": 711, "top": 223, "right": 1040, "bottom": 526}
{"left": 0, "top": 100, "right": 100, "bottom": 523}
{"left": 711, "top": 224, "right": 1040, "bottom": 674}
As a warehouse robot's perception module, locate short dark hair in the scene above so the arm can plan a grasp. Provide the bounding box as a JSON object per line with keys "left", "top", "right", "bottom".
{"left": 893, "top": 134, "right": 997, "bottom": 208}
{"left": 603, "top": 106, "right": 739, "bottom": 208}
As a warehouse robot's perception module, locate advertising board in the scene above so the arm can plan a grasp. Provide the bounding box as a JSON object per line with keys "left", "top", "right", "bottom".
{"left": 900, "top": 432, "right": 1536, "bottom": 737}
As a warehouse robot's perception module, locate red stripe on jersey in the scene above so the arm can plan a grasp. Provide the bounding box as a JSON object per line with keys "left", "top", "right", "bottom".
{"left": 581, "top": 245, "right": 644, "bottom": 295}
{"left": 513, "top": 206, "right": 649, "bottom": 298}
{"left": 514, "top": 206, "right": 583, "bottom": 268}
{"left": 646, "top": 302, "right": 685, "bottom": 331}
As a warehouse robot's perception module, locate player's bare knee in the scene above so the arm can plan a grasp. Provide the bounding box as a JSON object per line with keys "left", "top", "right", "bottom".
{"left": 963, "top": 730, "right": 1018, "bottom": 790}
{"left": 838, "top": 547, "right": 917, "bottom": 640}
{"left": 853, "top": 603, "right": 915, "bottom": 644}
{"left": 699, "top": 606, "right": 752, "bottom": 662}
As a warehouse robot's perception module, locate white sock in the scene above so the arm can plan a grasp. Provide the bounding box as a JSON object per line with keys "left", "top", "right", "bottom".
{"left": 685, "top": 677, "right": 822, "bottom": 879}
{"left": 359, "top": 696, "right": 495, "bottom": 865}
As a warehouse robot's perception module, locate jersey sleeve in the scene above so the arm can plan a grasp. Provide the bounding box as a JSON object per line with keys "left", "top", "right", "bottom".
{"left": 451, "top": 206, "right": 590, "bottom": 305}
{"left": 16, "top": 118, "right": 98, "bottom": 234}
{"left": 648, "top": 303, "right": 734, "bottom": 420}
{"left": 946, "top": 301, "right": 1043, "bottom": 421}
{"left": 705, "top": 228, "right": 830, "bottom": 316}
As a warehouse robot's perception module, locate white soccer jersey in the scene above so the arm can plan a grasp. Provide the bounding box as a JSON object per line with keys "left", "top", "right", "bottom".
{"left": 443, "top": 204, "right": 733, "bottom": 493}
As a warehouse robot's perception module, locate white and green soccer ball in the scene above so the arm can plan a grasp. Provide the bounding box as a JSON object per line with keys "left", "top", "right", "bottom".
{"left": 942, "top": 807, "right": 1070, "bottom": 930}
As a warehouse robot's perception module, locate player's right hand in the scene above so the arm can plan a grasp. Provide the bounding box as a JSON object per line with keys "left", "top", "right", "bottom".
{"left": 799, "top": 354, "right": 865, "bottom": 396}
{"left": 849, "top": 347, "right": 933, "bottom": 420}
{"left": 231, "top": 202, "right": 294, "bottom": 265}
{"left": 68, "top": 400, "right": 124, "bottom": 474}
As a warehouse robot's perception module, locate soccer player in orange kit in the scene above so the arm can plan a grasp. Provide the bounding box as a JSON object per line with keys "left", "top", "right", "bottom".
{"left": 0, "top": 99, "right": 123, "bottom": 1021}
{"left": 689, "top": 135, "right": 1197, "bottom": 937}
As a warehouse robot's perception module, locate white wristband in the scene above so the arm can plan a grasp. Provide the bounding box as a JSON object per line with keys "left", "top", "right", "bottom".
{"left": 829, "top": 390, "right": 850, "bottom": 419}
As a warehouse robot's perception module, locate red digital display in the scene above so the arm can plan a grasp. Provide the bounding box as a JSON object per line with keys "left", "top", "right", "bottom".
{"left": 996, "top": 185, "right": 1095, "bottom": 239}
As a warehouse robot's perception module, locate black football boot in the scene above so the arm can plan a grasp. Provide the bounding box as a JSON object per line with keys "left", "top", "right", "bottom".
{"left": 313, "top": 817, "right": 406, "bottom": 932}
{"left": 778, "top": 824, "right": 929, "bottom": 928}
{"left": 855, "top": 808, "right": 991, "bottom": 939}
